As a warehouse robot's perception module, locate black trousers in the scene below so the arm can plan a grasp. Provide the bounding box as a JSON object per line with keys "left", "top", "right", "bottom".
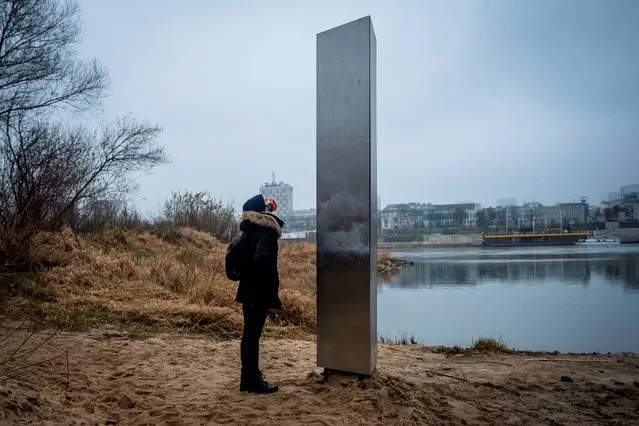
{"left": 240, "top": 303, "right": 269, "bottom": 381}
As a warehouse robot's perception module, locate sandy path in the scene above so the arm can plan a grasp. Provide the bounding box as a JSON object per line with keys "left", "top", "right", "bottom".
{"left": 1, "top": 326, "right": 638, "bottom": 425}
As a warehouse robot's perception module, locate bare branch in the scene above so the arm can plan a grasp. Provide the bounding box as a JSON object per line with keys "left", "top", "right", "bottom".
{"left": 0, "top": 0, "right": 108, "bottom": 119}
{"left": 0, "top": 114, "right": 168, "bottom": 266}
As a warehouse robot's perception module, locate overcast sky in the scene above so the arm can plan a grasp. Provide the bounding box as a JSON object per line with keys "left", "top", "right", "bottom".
{"left": 76, "top": 0, "right": 638, "bottom": 214}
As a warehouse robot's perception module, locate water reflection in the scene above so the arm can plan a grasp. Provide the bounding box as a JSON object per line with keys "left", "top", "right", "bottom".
{"left": 386, "top": 253, "right": 639, "bottom": 292}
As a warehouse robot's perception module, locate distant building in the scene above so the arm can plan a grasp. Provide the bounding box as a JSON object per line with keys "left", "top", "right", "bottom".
{"left": 431, "top": 203, "right": 478, "bottom": 227}
{"left": 603, "top": 184, "right": 639, "bottom": 222}
{"left": 621, "top": 184, "right": 639, "bottom": 197}
{"left": 465, "top": 205, "right": 481, "bottom": 228}
{"left": 257, "top": 176, "right": 317, "bottom": 237}
{"left": 287, "top": 208, "right": 316, "bottom": 233}
{"left": 501, "top": 201, "right": 588, "bottom": 230}
{"left": 259, "top": 174, "right": 293, "bottom": 216}
{"left": 380, "top": 202, "right": 480, "bottom": 230}
{"left": 522, "top": 202, "right": 542, "bottom": 208}
{"left": 497, "top": 198, "right": 517, "bottom": 207}
{"left": 381, "top": 203, "right": 429, "bottom": 230}
{"left": 558, "top": 202, "right": 589, "bottom": 225}
{"left": 608, "top": 192, "right": 622, "bottom": 203}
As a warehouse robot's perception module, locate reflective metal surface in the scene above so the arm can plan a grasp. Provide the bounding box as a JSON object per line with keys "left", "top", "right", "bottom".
{"left": 316, "top": 16, "right": 377, "bottom": 375}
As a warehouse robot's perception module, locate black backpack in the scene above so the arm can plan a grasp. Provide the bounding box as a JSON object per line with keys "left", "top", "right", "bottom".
{"left": 225, "top": 233, "right": 253, "bottom": 281}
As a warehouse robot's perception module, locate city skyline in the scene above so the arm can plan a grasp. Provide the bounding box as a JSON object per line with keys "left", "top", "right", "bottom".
{"left": 250, "top": 175, "right": 635, "bottom": 211}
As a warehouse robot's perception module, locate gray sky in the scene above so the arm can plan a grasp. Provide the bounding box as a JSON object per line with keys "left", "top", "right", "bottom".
{"left": 76, "top": 0, "right": 639, "bottom": 214}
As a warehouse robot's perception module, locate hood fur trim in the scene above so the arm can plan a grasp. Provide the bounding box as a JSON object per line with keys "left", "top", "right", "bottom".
{"left": 242, "top": 211, "right": 282, "bottom": 237}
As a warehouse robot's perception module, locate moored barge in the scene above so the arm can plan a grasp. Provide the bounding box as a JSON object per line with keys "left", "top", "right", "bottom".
{"left": 482, "top": 232, "right": 588, "bottom": 247}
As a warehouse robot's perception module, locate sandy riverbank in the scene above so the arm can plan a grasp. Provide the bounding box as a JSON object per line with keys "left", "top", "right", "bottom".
{"left": 2, "top": 325, "right": 638, "bottom": 425}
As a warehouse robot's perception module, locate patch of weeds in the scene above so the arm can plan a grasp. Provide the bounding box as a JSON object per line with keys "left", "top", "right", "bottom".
{"left": 424, "top": 345, "right": 467, "bottom": 355}
{"left": 471, "top": 335, "right": 510, "bottom": 353}
{"left": 29, "top": 298, "right": 118, "bottom": 331}
{"left": 421, "top": 335, "right": 511, "bottom": 355}
{"left": 40, "top": 306, "right": 115, "bottom": 330}
{"left": 72, "top": 275, "right": 93, "bottom": 287}
{"left": 378, "top": 331, "right": 419, "bottom": 345}
{"left": 161, "top": 230, "right": 182, "bottom": 246}
{"left": 0, "top": 273, "right": 56, "bottom": 302}
{"left": 133, "top": 251, "right": 157, "bottom": 262}
{"left": 60, "top": 310, "right": 112, "bottom": 329}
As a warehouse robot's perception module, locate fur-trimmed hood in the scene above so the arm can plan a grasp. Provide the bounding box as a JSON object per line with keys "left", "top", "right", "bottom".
{"left": 241, "top": 211, "right": 283, "bottom": 238}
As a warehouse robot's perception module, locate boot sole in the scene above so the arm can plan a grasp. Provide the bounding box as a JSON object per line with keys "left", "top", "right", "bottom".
{"left": 247, "top": 387, "right": 279, "bottom": 394}
{"left": 240, "top": 386, "right": 279, "bottom": 393}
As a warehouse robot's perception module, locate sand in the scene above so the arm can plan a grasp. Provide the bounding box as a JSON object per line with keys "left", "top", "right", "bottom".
{"left": 1, "top": 325, "right": 638, "bottom": 425}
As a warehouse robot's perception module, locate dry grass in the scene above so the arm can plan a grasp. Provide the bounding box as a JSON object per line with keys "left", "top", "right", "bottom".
{"left": 4, "top": 227, "right": 402, "bottom": 339}
{"left": 376, "top": 251, "right": 396, "bottom": 264}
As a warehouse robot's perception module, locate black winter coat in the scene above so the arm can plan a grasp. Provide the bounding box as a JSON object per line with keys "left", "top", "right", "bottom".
{"left": 235, "top": 211, "right": 284, "bottom": 309}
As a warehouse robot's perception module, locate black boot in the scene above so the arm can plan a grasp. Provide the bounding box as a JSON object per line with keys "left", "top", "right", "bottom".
{"left": 240, "top": 377, "right": 249, "bottom": 392}
{"left": 248, "top": 378, "right": 279, "bottom": 394}
{"left": 245, "top": 371, "right": 279, "bottom": 394}
{"left": 239, "top": 369, "right": 255, "bottom": 392}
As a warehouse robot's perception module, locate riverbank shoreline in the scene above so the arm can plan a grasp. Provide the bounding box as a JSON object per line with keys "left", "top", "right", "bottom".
{"left": 2, "top": 325, "right": 638, "bottom": 425}
{"left": 379, "top": 233, "right": 483, "bottom": 250}
{"left": 379, "top": 242, "right": 481, "bottom": 250}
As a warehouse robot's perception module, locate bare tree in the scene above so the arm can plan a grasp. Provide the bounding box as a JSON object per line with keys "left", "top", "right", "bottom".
{"left": 453, "top": 206, "right": 466, "bottom": 229}
{"left": 0, "top": 0, "right": 108, "bottom": 119}
{"left": 476, "top": 208, "right": 487, "bottom": 230}
{"left": 395, "top": 205, "right": 413, "bottom": 230}
{"left": 0, "top": 115, "right": 168, "bottom": 264}
{"left": 68, "top": 198, "right": 144, "bottom": 233}
{"left": 0, "top": 1, "right": 169, "bottom": 267}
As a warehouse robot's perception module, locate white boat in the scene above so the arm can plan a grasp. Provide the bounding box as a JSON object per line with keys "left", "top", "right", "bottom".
{"left": 576, "top": 237, "right": 620, "bottom": 245}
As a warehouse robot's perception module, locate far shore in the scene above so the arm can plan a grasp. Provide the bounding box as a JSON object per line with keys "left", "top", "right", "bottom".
{"left": 378, "top": 241, "right": 481, "bottom": 250}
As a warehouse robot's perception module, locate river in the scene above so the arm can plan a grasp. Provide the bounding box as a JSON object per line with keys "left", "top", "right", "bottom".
{"left": 379, "top": 244, "right": 639, "bottom": 353}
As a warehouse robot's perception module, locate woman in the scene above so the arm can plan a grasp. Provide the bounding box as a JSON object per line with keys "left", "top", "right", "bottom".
{"left": 236, "top": 194, "right": 284, "bottom": 393}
